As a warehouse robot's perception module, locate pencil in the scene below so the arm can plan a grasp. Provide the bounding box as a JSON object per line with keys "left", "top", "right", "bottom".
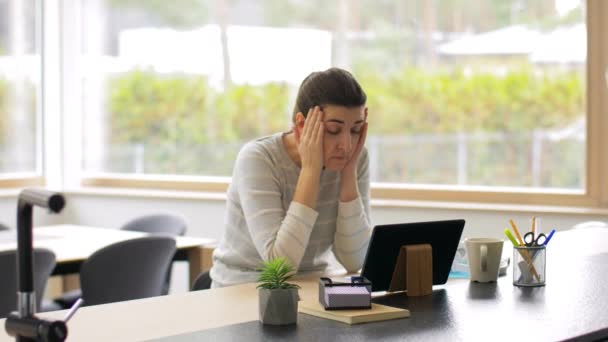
{"left": 531, "top": 216, "right": 536, "bottom": 234}
{"left": 509, "top": 219, "right": 524, "bottom": 246}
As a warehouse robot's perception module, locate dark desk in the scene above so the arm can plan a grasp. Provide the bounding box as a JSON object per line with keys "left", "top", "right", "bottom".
{"left": 1, "top": 227, "right": 606, "bottom": 341}
{"left": 155, "top": 227, "right": 608, "bottom": 342}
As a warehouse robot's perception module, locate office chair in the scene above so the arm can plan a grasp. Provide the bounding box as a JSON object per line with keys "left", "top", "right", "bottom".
{"left": 191, "top": 271, "right": 212, "bottom": 291}
{"left": 120, "top": 214, "right": 187, "bottom": 236}
{"left": 0, "top": 249, "right": 56, "bottom": 318}
{"left": 0, "top": 222, "right": 10, "bottom": 231}
{"left": 120, "top": 214, "right": 187, "bottom": 295}
{"left": 78, "top": 236, "right": 176, "bottom": 306}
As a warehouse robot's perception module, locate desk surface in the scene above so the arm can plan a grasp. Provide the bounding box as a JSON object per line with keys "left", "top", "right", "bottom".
{"left": 2, "top": 227, "right": 608, "bottom": 341}
{"left": 0, "top": 224, "right": 214, "bottom": 263}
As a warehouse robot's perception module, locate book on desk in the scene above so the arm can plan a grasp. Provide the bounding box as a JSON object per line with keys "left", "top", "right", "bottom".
{"left": 298, "top": 300, "right": 410, "bottom": 325}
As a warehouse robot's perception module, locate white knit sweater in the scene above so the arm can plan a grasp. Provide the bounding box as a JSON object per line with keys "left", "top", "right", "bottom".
{"left": 210, "top": 132, "right": 372, "bottom": 287}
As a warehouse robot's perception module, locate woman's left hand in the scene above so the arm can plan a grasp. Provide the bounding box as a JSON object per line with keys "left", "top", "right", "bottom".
{"left": 341, "top": 120, "right": 368, "bottom": 177}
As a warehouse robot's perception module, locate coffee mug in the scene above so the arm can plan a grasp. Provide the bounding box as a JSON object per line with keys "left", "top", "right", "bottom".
{"left": 465, "top": 238, "right": 504, "bottom": 283}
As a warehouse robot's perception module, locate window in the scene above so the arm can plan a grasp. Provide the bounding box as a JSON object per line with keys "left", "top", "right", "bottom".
{"left": 0, "top": 0, "right": 42, "bottom": 186}
{"left": 74, "top": 1, "right": 607, "bottom": 207}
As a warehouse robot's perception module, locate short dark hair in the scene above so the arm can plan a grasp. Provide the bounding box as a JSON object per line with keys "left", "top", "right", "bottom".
{"left": 292, "top": 67, "right": 366, "bottom": 122}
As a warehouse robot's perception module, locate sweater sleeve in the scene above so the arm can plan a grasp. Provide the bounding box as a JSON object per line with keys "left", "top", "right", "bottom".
{"left": 235, "top": 142, "right": 318, "bottom": 271}
{"left": 332, "top": 148, "right": 372, "bottom": 273}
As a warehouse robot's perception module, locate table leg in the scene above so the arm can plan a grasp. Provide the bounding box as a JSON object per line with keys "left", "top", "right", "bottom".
{"left": 187, "top": 245, "right": 215, "bottom": 288}
{"left": 45, "top": 276, "right": 64, "bottom": 299}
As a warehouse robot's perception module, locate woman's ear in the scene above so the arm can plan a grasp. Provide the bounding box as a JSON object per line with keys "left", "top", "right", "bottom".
{"left": 293, "top": 112, "right": 305, "bottom": 143}
{"left": 364, "top": 107, "right": 368, "bottom": 121}
{"left": 295, "top": 112, "right": 306, "bottom": 130}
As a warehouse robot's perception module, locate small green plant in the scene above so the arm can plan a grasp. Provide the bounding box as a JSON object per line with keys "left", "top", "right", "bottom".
{"left": 256, "top": 257, "right": 301, "bottom": 290}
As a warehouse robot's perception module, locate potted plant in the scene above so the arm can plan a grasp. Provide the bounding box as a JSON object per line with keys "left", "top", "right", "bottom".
{"left": 257, "top": 257, "right": 300, "bottom": 325}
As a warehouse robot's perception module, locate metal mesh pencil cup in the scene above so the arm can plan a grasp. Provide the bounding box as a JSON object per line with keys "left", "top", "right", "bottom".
{"left": 513, "top": 245, "right": 546, "bottom": 287}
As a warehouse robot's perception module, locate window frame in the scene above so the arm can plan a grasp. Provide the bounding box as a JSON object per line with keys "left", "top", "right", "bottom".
{"left": 56, "top": 1, "right": 608, "bottom": 209}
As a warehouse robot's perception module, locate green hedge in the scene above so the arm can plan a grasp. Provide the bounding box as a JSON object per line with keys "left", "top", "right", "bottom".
{"left": 0, "top": 78, "right": 37, "bottom": 147}
{"left": 356, "top": 67, "right": 583, "bottom": 134}
{"left": 0, "top": 68, "right": 585, "bottom": 185}
{"left": 99, "top": 68, "right": 584, "bottom": 185}
{"left": 106, "top": 68, "right": 583, "bottom": 144}
{"left": 108, "top": 70, "right": 289, "bottom": 147}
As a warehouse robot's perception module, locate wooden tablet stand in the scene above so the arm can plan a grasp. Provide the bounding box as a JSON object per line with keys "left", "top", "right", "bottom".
{"left": 388, "top": 244, "right": 433, "bottom": 296}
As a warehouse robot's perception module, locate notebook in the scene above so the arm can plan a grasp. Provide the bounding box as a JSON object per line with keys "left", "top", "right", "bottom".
{"left": 298, "top": 300, "right": 410, "bottom": 325}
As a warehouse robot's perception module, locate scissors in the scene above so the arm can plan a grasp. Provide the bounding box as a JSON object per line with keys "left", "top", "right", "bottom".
{"left": 523, "top": 231, "right": 547, "bottom": 247}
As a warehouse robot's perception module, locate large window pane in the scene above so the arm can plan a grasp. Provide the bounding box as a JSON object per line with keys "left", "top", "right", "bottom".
{"left": 0, "top": 0, "right": 40, "bottom": 174}
{"left": 82, "top": 0, "right": 585, "bottom": 190}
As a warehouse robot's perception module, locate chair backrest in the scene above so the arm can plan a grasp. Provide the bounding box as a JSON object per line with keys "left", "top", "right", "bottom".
{"left": 0, "top": 249, "right": 56, "bottom": 318}
{"left": 0, "top": 222, "right": 10, "bottom": 231}
{"left": 80, "top": 236, "right": 176, "bottom": 306}
{"left": 191, "top": 271, "right": 212, "bottom": 291}
{"left": 120, "top": 214, "right": 187, "bottom": 236}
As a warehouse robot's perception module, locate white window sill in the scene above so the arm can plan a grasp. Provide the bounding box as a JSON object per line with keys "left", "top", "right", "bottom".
{"left": 54, "top": 186, "right": 608, "bottom": 216}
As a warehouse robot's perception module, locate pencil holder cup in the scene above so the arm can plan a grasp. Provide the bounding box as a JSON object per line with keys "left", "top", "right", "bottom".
{"left": 513, "top": 246, "right": 546, "bottom": 287}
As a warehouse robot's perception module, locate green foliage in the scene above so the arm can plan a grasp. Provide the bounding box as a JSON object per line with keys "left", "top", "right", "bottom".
{"left": 108, "top": 70, "right": 289, "bottom": 146}
{"left": 109, "top": 70, "right": 211, "bottom": 145}
{"left": 212, "top": 82, "right": 289, "bottom": 142}
{"left": 0, "top": 78, "right": 37, "bottom": 148}
{"left": 355, "top": 66, "right": 583, "bottom": 135}
{"left": 105, "top": 70, "right": 289, "bottom": 175}
{"left": 108, "top": 67, "right": 583, "bottom": 146}
{"left": 256, "top": 257, "right": 300, "bottom": 290}
{"left": 100, "top": 67, "right": 584, "bottom": 186}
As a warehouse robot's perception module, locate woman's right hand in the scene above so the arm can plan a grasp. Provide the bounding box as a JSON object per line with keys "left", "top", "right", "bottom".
{"left": 295, "top": 106, "right": 324, "bottom": 173}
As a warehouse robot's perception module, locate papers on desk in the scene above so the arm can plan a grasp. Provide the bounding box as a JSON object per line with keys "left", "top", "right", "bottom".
{"left": 299, "top": 300, "right": 410, "bottom": 325}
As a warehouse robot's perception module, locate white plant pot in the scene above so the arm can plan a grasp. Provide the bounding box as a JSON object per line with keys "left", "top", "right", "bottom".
{"left": 258, "top": 288, "right": 299, "bottom": 325}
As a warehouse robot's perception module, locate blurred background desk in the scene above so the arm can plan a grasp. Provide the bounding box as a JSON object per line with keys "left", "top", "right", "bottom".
{"left": 1, "top": 227, "right": 608, "bottom": 341}
{"left": 0, "top": 224, "right": 216, "bottom": 288}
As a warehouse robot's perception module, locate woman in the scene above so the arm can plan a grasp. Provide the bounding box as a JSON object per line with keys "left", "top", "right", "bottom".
{"left": 210, "top": 67, "right": 372, "bottom": 287}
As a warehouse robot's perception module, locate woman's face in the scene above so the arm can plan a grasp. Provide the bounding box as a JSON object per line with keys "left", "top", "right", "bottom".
{"left": 320, "top": 105, "right": 367, "bottom": 171}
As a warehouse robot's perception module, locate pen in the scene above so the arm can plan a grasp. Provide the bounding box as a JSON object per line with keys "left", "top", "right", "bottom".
{"left": 504, "top": 228, "right": 519, "bottom": 247}
{"left": 543, "top": 229, "right": 556, "bottom": 246}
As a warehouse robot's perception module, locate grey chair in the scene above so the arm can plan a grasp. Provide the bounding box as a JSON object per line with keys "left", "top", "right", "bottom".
{"left": 0, "top": 222, "right": 10, "bottom": 231}
{"left": 0, "top": 249, "right": 56, "bottom": 318}
{"left": 120, "top": 214, "right": 187, "bottom": 237}
{"left": 191, "top": 271, "right": 212, "bottom": 291}
{"left": 121, "top": 214, "right": 187, "bottom": 295}
{"left": 79, "top": 236, "right": 176, "bottom": 306}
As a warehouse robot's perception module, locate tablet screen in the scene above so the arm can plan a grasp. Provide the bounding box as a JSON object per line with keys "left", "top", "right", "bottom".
{"left": 360, "top": 219, "right": 465, "bottom": 292}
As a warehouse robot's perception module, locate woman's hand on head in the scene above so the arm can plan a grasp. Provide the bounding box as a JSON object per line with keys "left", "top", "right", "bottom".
{"left": 294, "top": 106, "right": 324, "bottom": 173}
{"left": 342, "top": 111, "right": 368, "bottom": 175}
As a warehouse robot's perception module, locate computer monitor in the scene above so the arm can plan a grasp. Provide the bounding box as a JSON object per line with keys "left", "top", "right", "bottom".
{"left": 360, "top": 219, "right": 465, "bottom": 292}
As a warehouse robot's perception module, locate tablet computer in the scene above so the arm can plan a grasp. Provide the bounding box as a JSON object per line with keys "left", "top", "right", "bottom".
{"left": 360, "top": 219, "right": 465, "bottom": 292}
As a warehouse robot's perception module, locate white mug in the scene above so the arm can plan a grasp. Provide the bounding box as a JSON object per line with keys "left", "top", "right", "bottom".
{"left": 465, "top": 238, "right": 504, "bottom": 283}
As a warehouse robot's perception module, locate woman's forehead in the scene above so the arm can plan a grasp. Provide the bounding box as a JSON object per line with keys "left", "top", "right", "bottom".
{"left": 322, "top": 105, "right": 365, "bottom": 122}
